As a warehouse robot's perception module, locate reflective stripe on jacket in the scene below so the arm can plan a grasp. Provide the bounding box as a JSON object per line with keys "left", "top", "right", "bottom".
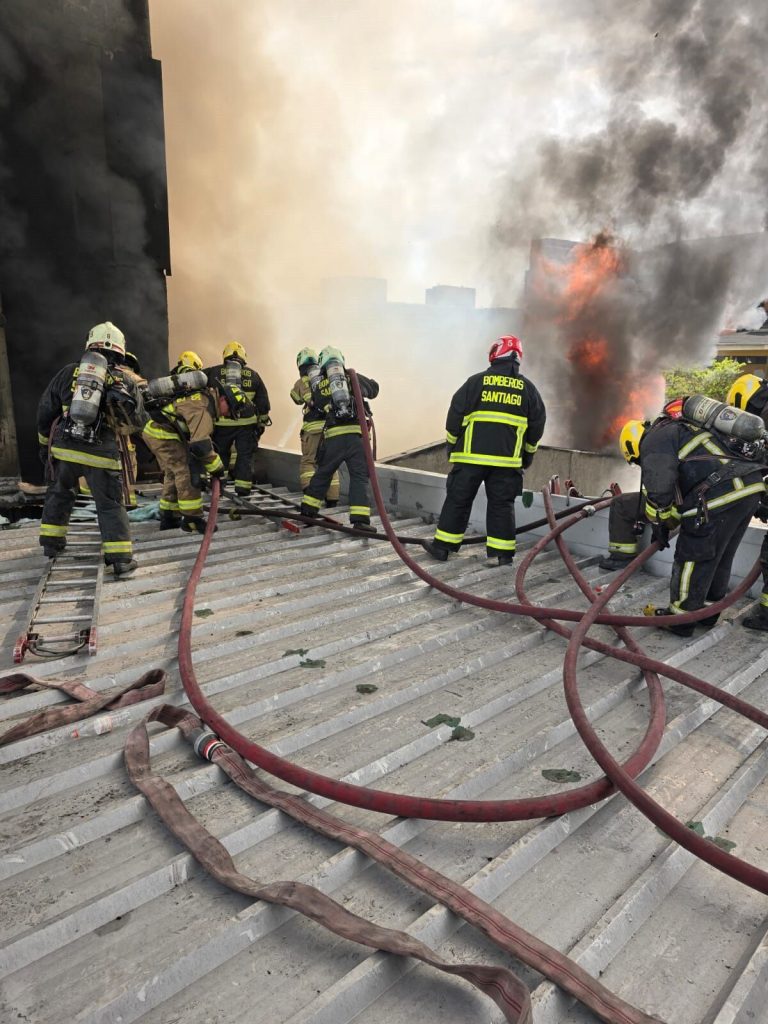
{"left": 640, "top": 417, "right": 765, "bottom": 519}
{"left": 445, "top": 358, "right": 546, "bottom": 469}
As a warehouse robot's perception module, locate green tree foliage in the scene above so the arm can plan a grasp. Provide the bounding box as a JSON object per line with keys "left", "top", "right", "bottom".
{"left": 664, "top": 358, "right": 748, "bottom": 403}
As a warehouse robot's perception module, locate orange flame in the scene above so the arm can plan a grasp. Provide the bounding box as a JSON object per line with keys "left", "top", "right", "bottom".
{"left": 530, "top": 232, "right": 664, "bottom": 449}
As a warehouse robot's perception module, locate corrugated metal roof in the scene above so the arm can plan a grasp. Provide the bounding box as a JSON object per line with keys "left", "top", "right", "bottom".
{"left": 1, "top": 472, "right": 767, "bottom": 1024}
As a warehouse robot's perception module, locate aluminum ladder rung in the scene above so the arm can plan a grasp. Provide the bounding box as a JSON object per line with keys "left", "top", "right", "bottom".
{"left": 49, "top": 567, "right": 99, "bottom": 573}
{"left": 34, "top": 615, "right": 93, "bottom": 624}
{"left": 39, "top": 596, "right": 95, "bottom": 604}
{"left": 45, "top": 579, "right": 98, "bottom": 588}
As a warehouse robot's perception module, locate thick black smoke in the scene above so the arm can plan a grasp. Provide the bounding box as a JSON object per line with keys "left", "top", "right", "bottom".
{"left": 0, "top": 0, "right": 170, "bottom": 480}
{"left": 495, "top": 0, "right": 768, "bottom": 449}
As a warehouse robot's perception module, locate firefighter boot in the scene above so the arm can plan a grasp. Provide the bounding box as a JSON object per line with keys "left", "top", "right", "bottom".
{"left": 159, "top": 511, "right": 182, "bottom": 531}
{"left": 325, "top": 500, "right": 338, "bottom": 508}
{"left": 112, "top": 559, "right": 139, "bottom": 580}
{"left": 598, "top": 553, "right": 634, "bottom": 571}
{"left": 181, "top": 516, "right": 217, "bottom": 534}
{"left": 743, "top": 603, "right": 768, "bottom": 632}
{"left": 353, "top": 522, "right": 377, "bottom": 534}
{"left": 653, "top": 607, "right": 695, "bottom": 638}
{"left": 423, "top": 540, "right": 449, "bottom": 562}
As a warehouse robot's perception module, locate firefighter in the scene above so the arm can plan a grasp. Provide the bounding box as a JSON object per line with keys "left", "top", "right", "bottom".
{"left": 424, "top": 335, "right": 546, "bottom": 566}
{"left": 299, "top": 347, "right": 378, "bottom": 530}
{"left": 142, "top": 351, "right": 225, "bottom": 533}
{"left": 597, "top": 420, "right": 648, "bottom": 572}
{"left": 79, "top": 349, "right": 146, "bottom": 509}
{"left": 619, "top": 404, "right": 765, "bottom": 637}
{"left": 290, "top": 347, "right": 339, "bottom": 506}
{"left": 725, "top": 372, "right": 768, "bottom": 631}
{"left": 205, "top": 341, "right": 270, "bottom": 497}
{"left": 37, "top": 321, "right": 143, "bottom": 579}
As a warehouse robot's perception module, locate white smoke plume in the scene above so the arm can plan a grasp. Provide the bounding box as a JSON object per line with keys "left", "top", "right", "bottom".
{"left": 149, "top": 0, "right": 768, "bottom": 454}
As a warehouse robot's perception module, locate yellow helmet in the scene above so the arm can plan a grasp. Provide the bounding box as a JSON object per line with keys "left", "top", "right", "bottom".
{"left": 619, "top": 419, "right": 645, "bottom": 465}
{"left": 223, "top": 341, "right": 247, "bottom": 363}
{"left": 726, "top": 373, "right": 762, "bottom": 411}
{"left": 176, "top": 350, "right": 203, "bottom": 372}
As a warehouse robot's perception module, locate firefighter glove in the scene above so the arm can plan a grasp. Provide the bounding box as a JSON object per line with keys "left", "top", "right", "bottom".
{"left": 755, "top": 497, "right": 768, "bottom": 524}
{"left": 650, "top": 521, "right": 671, "bottom": 550}
{"left": 521, "top": 451, "right": 534, "bottom": 469}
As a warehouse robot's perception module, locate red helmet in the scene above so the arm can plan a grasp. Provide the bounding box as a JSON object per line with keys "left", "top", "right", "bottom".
{"left": 663, "top": 397, "right": 684, "bottom": 419}
{"left": 489, "top": 335, "right": 523, "bottom": 363}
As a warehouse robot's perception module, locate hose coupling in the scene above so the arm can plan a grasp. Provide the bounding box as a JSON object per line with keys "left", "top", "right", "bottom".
{"left": 191, "top": 727, "right": 227, "bottom": 762}
{"left": 581, "top": 505, "right": 596, "bottom": 517}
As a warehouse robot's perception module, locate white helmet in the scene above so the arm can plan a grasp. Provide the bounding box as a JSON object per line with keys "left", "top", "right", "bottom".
{"left": 86, "top": 321, "right": 126, "bottom": 358}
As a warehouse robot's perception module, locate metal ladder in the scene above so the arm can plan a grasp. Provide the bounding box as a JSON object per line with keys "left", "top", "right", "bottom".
{"left": 13, "top": 518, "right": 105, "bottom": 663}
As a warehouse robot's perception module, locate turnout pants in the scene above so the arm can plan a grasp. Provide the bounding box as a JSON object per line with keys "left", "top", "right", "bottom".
{"left": 299, "top": 429, "right": 340, "bottom": 501}
{"left": 142, "top": 434, "right": 204, "bottom": 522}
{"left": 302, "top": 434, "right": 370, "bottom": 522}
{"left": 607, "top": 491, "right": 646, "bottom": 555}
{"left": 670, "top": 495, "right": 760, "bottom": 611}
{"left": 434, "top": 464, "right": 522, "bottom": 558}
{"left": 40, "top": 459, "right": 132, "bottom": 564}
{"left": 213, "top": 425, "right": 256, "bottom": 495}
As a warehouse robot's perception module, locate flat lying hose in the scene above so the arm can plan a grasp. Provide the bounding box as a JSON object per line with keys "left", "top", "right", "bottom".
{"left": 0, "top": 669, "right": 166, "bottom": 746}
{"left": 128, "top": 704, "right": 665, "bottom": 1024}
{"left": 125, "top": 705, "right": 533, "bottom": 1024}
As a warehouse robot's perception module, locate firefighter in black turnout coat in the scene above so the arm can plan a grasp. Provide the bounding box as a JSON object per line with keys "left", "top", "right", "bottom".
{"left": 300, "top": 347, "right": 379, "bottom": 531}
{"left": 725, "top": 372, "right": 768, "bottom": 631}
{"left": 620, "top": 399, "right": 765, "bottom": 637}
{"left": 425, "top": 335, "right": 546, "bottom": 565}
{"left": 205, "top": 341, "right": 270, "bottom": 496}
{"left": 37, "top": 321, "right": 143, "bottom": 579}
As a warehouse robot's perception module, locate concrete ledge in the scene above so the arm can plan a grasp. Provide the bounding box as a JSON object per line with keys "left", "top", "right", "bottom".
{"left": 257, "top": 446, "right": 764, "bottom": 598}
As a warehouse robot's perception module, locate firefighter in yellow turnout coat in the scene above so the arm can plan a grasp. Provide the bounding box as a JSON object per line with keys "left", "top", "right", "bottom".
{"left": 142, "top": 352, "right": 225, "bottom": 533}
{"left": 290, "top": 348, "right": 339, "bottom": 505}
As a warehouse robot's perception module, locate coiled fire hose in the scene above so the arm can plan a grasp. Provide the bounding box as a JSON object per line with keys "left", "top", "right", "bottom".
{"left": 160, "top": 371, "right": 768, "bottom": 1023}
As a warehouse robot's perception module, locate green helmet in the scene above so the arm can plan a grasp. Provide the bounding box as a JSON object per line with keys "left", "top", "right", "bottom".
{"left": 296, "top": 347, "right": 317, "bottom": 369}
{"left": 319, "top": 346, "right": 345, "bottom": 368}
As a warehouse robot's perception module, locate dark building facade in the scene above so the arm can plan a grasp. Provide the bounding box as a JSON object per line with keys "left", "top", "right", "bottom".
{"left": 0, "top": 0, "right": 170, "bottom": 480}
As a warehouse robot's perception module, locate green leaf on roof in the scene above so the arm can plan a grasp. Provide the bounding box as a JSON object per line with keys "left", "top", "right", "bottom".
{"left": 356, "top": 684, "right": 378, "bottom": 695}
{"left": 541, "top": 768, "right": 582, "bottom": 783}
{"left": 236, "top": 630, "right": 253, "bottom": 637}
{"left": 194, "top": 608, "right": 214, "bottom": 618}
{"left": 283, "top": 648, "right": 309, "bottom": 657}
{"left": 450, "top": 726, "right": 475, "bottom": 741}
{"left": 422, "top": 714, "right": 461, "bottom": 729}
{"left": 708, "top": 835, "right": 737, "bottom": 853}
{"left": 299, "top": 658, "right": 326, "bottom": 668}
{"left": 685, "top": 820, "right": 705, "bottom": 836}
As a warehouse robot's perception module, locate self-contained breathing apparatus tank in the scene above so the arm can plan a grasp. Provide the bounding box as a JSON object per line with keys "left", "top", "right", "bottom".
{"left": 682, "top": 394, "right": 768, "bottom": 449}
{"left": 319, "top": 346, "right": 352, "bottom": 419}
{"left": 65, "top": 350, "right": 109, "bottom": 444}
{"left": 144, "top": 370, "right": 208, "bottom": 408}
{"left": 223, "top": 358, "right": 242, "bottom": 389}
